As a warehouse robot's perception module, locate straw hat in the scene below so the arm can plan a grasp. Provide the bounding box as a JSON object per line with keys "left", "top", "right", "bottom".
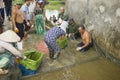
{"left": 0, "top": 30, "right": 20, "bottom": 42}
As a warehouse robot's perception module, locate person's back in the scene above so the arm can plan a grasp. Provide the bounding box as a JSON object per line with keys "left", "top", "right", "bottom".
{"left": 45, "top": 27, "right": 65, "bottom": 40}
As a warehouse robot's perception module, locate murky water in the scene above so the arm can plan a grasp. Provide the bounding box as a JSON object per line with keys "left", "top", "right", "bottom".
{"left": 3, "top": 9, "right": 120, "bottom": 80}
{"left": 23, "top": 9, "right": 59, "bottom": 50}
{"left": 22, "top": 30, "right": 120, "bottom": 80}
{"left": 24, "top": 58, "right": 120, "bottom": 80}
{"left": 22, "top": 10, "right": 120, "bottom": 80}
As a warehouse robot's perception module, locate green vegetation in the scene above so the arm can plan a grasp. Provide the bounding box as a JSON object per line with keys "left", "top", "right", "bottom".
{"left": 45, "top": 4, "right": 64, "bottom": 10}
{"left": 45, "top": 0, "right": 65, "bottom": 10}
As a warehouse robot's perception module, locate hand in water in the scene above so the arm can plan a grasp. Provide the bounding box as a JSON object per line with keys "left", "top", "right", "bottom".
{"left": 76, "top": 47, "right": 82, "bottom": 51}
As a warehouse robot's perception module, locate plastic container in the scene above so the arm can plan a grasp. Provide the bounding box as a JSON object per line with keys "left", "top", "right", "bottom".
{"left": 19, "top": 64, "right": 36, "bottom": 76}
{"left": 20, "top": 50, "right": 44, "bottom": 70}
{"left": 57, "top": 37, "right": 68, "bottom": 49}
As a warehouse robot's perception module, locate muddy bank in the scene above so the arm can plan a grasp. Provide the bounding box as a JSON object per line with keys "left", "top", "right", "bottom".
{"left": 22, "top": 58, "right": 120, "bottom": 80}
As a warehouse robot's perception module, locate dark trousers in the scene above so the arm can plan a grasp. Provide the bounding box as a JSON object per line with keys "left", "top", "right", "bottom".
{"left": 74, "top": 32, "right": 81, "bottom": 39}
{"left": 0, "top": 8, "right": 5, "bottom": 24}
{"left": 5, "top": 7, "right": 12, "bottom": 17}
{"left": 16, "top": 22, "right": 24, "bottom": 40}
{"left": 77, "top": 41, "right": 93, "bottom": 52}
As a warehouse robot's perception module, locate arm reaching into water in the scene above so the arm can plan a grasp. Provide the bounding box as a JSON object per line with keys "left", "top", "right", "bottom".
{"left": 0, "top": 40, "right": 26, "bottom": 59}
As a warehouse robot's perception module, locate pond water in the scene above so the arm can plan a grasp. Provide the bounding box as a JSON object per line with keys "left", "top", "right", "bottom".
{"left": 3, "top": 7, "right": 120, "bottom": 80}
{"left": 23, "top": 57, "right": 120, "bottom": 80}
{"left": 22, "top": 31, "right": 120, "bottom": 80}
{"left": 20, "top": 8, "right": 120, "bottom": 79}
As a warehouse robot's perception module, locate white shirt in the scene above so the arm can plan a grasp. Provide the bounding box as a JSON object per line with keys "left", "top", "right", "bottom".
{"left": 20, "top": 3, "right": 30, "bottom": 20}
{"left": 29, "top": 1, "right": 36, "bottom": 13}
{"left": 59, "top": 21, "right": 69, "bottom": 33}
{"left": 0, "top": 40, "right": 24, "bottom": 58}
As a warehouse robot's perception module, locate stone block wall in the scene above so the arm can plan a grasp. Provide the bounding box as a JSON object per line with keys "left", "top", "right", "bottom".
{"left": 66, "top": 0, "right": 120, "bottom": 60}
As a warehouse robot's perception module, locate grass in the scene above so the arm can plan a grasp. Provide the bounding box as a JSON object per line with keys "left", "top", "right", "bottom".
{"left": 45, "top": 4, "right": 64, "bottom": 10}
{"left": 45, "top": 0, "right": 65, "bottom": 10}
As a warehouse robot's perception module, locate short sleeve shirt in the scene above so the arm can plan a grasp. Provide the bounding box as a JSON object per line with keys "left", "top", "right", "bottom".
{"left": 20, "top": 4, "right": 30, "bottom": 20}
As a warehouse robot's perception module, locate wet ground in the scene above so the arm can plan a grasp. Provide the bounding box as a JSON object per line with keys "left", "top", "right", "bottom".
{"left": 21, "top": 30, "right": 120, "bottom": 80}
{"left": 2, "top": 10, "right": 120, "bottom": 80}
{"left": 22, "top": 58, "right": 120, "bottom": 80}
{"left": 23, "top": 34, "right": 100, "bottom": 73}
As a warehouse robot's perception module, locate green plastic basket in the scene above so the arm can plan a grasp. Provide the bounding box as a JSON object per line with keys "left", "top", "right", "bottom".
{"left": 57, "top": 37, "right": 68, "bottom": 49}
{"left": 20, "top": 50, "right": 44, "bottom": 70}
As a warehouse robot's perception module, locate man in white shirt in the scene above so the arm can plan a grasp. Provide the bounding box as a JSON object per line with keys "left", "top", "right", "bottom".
{"left": 20, "top": 0, "right": 31, "bottom": 40}
{"left": 20, "top": 0, "right": 31, "bottom": 21}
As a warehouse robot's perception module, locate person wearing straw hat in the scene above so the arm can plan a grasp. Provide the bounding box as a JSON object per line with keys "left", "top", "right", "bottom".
{"left": 44, "top": 21, "right": 69, "bottom": 59}
{"left": 0, "top": 30, "right": 26, "bottom": 74}
{"left": 12, "top": 0, "right": 24, "bottom": 41}
{"left": 0, "top": 30, "right": 26, "bottom": 58}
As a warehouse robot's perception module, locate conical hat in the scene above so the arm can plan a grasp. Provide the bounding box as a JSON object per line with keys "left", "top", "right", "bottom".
{"left": 0, "top": 30, "right": 20, "bottom": 42}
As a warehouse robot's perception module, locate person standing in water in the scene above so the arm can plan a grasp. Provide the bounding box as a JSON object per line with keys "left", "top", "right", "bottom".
{"left": 12, "top": 0, "right": 24, "bottom": 41}
{"left": 34, "top": 1, "right": 46, "bottom": 34}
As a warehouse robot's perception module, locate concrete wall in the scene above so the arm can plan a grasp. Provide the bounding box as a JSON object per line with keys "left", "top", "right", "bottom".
{"left": 66, "top": 0, "right": 120, "bottom": 60}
